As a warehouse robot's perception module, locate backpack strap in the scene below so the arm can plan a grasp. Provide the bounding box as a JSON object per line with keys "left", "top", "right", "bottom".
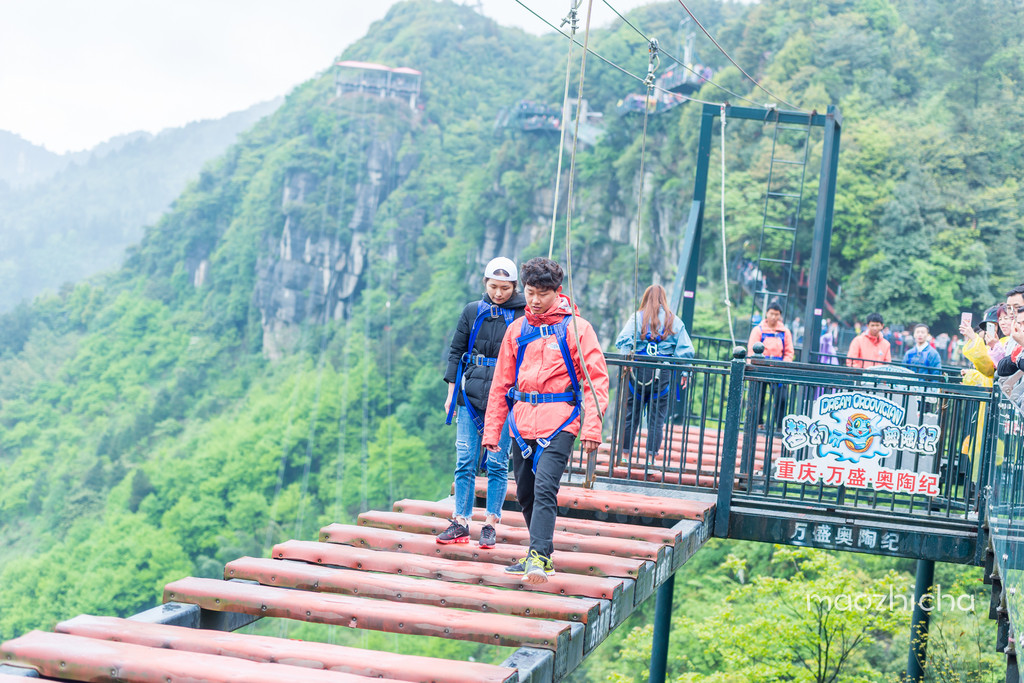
{"left": 505, "top": 317, "right": 582, "bottom": 472}
{"left": 446, "top": 301, "right": 516, "bottom": 432}
{"left": 759, "top": 329, "right": 787, "bottom": 361}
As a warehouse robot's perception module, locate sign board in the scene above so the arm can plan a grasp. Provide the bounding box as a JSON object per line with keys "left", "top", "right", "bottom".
{"left": 775, "top": 391, "right": 941, "bottom": 496}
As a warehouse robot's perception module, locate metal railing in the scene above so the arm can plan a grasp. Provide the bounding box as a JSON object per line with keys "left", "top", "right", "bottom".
{"left": 986, "top": 383, "right": 1024, "bottom": 648}
{"left": 568, "top": 354, "right": 733, "bottom": 490}
{"left": 690, "top": 334, "right": 970, "bottom": 380}
{"left": 575, "top": 350, "right": 995, "bottom": 531}
{"left": 737, "top": 360, "right": 991, "bottom": 522}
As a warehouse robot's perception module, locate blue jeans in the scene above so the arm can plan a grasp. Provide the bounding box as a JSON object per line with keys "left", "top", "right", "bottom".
{"left": 453, "top": 403, "right": 511, "bottom": 523}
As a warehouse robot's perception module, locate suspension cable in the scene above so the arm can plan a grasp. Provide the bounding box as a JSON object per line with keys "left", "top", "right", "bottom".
{"left": 549, "top": 0, "right": 582, "bottom": 259}
{"left": 513, "top": 0, "right": 728, "bottom": 109}
{"left": 676, "top": 0, "right": 805, "bottom": 112}
{"left": 562, "top": 0, "right": 606, "bottom": 436}
{"left": 599, "top": 0, "right": 762, "bottom": 108}
{"left": 718, "top": 104, "right": 735, "bottom": 346}
{"left": 631, "top": 39, "right": 658, "bottom": 346}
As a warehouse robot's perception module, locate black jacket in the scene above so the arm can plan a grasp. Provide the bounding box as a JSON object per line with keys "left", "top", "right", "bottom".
{"left": 445, "top": 291, "right": 527, "bottom": 415}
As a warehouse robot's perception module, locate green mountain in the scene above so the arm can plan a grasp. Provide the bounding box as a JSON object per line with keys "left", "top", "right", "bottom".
{"left": 0, "top": 99, "right": 281, "bottom": 313}
{"left": 0, "top": 0, "right": 1019, "bottom": 677}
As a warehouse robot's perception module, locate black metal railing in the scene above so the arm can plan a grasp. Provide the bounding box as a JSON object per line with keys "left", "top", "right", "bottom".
{"left": 986, "top": 383, "right": 1024, "bottom": 641}
{"left": 737, "top": 360, "right": 991, "bottom": 522}
{"left": 568, "top": 354, "right": 733, "bottom": 489}
{"left": 575, "top": 349, "right": 995, "bottom": 535}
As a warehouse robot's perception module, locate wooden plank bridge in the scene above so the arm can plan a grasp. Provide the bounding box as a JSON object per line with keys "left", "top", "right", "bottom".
{"left": 0, "top": 476, "right": 714, "bottom": 683}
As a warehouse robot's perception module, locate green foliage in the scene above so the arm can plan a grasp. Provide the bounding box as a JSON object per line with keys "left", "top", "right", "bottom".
{"left": 0, "top": 4, "right": 1019, "bottom": 681}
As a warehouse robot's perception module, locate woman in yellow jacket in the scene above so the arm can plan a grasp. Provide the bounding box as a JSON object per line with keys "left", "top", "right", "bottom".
{"left": 958, "top": 306, "right": 1007, "bottom": 478}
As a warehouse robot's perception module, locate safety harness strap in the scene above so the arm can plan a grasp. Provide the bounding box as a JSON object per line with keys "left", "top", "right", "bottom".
{"left": 446, "top": 300, "right": 516, "bottom": 432}
{"left": 506, "top": 316, "right": 581, "bottom": 472}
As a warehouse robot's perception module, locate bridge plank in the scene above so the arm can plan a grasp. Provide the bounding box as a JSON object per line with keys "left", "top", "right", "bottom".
{"left": 357, "top": 511, "right": 667, "bottom": 562}
{"left": 223, "top": 557, "right": 601, "bottom": 625}
{"left": 318, "top": 524, "right": 652, "bottom": 580}
{"left": 270, "top": 540, "right": 635, "bottom": 625}
{"left": 475, "top": 479, "right": 713, "bottom": 521}
{"left": 163, "top": 577, "right": 571, "bottom": 652}
{"left": 55, "top": 615, "right": 517, "bottom": 683}
{"left": 1, "top": 630, "right": 404, "bottom": 682}
{"left": 392, "top": 499, "right": 683, "bottom": 545}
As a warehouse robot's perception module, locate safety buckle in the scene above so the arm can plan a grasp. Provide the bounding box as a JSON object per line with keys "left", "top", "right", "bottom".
{"left": 461, "top": 352, "right": 472, "bottom": 363}
{"left": 646, "top": 342, "right": 658, "bottom": 356}
{"left": 490, "top": 304, "right": 500, "bottom": 318}
{"left": 538, "top": 324, "right": 552, "bottom": 337}
{"left": 528, "top": 391, "right": 540, "bottom": 405}
{"left": 537, "top": 437, "right": 550, "bottom": 449}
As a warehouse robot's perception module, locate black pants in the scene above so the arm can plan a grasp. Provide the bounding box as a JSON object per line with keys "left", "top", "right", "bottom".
{"left": 620, "top": 367, "right": 672, "bottom": 457}
{"left": 511, "top": 430, "right": 575, "bottom": 559}
{"left": 754, "top": 380, "right": 786, "bottom": 429}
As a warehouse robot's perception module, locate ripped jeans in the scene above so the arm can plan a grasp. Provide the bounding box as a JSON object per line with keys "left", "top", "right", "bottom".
{"left": 453, "top": 404, "right": 512, "bottom": 524}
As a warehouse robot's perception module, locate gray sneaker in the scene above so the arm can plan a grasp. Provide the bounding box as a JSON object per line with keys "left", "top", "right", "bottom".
{"left": 479, "top": 524, "right": 497, "bottom": 549}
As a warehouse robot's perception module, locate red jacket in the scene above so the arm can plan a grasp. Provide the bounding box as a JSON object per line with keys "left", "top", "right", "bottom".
{"left": 747, "top": 324, "right": 794, "bottom": 361}
{"left": 483, "top": 295, "right": 609, "bottom": 445}
{"left": 846, "top": 333, "right": 891, "bottom": 368}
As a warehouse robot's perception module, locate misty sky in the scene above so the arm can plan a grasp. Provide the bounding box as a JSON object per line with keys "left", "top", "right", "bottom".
{"left": 0, "top": 0, "right": 657, "bottom": 154}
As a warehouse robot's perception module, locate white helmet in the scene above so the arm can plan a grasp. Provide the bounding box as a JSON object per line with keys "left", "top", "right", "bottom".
{"left": 484, "top": 256, "right": 518, "bottom": 282}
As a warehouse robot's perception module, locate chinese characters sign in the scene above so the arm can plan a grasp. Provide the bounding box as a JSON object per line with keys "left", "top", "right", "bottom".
{"left": 775, "top": 391, "right": 941, "bottom": 497}
{"left": 791, "top": 521, "right": 901, "bottom": 554}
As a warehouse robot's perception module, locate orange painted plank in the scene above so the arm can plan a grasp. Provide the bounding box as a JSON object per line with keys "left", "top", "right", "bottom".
{"left": 476, "top": 478, "right": 712, "bottom": 520}
{"left": 358, "top": 511, "right": 665, "bottom": 561}
{"left": 224, "top": 556, "right": 601, "bottom": 624}
{"left": 270, "top": 540, "right": 626, "bottom": 601}
{"left": 1, "top": 630, "right": 402, "bottom": 682}
{"left": 392, "top": 499, "right": 683, "bottom": 545}
{"left": 318, "top": 523, "right": 648, "bottom": 579}
{"left": 56, "top": 615, "right": 516, "bottom": 683}
{"left": 164, "top": 577, "right": 570, "bottom": 651}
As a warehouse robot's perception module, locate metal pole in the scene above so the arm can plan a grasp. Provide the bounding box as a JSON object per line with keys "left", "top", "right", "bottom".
{"left": 671, "top": 103, "right": 717, "bottom": 328}
{"left": 800, "top": 105, "right": 842, "bottom": 363}
{"left": 905, "top": 558, "right": 935, "bottom": 682}
{"left": 648, "top": 574, "right": 675, "bottom": 683}
{"left": 715, "top": 347, "right": 747, "bottom": 537}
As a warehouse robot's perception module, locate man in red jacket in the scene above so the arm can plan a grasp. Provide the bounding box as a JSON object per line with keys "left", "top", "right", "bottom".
{"left": 846, "top": 312, "right": 892, "bottom": 368}
{"left": 482, "top": 257, "right": 609, "bottom": 584}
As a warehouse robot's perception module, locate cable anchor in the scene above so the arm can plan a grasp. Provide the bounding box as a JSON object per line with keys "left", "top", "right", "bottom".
{"left": 644, "top": 38, "right": 660, "bottom": 87}
{"left": 561, "top": 0, "right": 582, "bottom": 34}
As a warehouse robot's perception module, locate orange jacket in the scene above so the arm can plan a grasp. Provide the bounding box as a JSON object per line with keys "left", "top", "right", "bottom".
{"left": 747, "top": 324, "right": 794, "bottom": 361}
{"left": 846, "top": 333, "right": 891, "bottom": 368}
{"left": 483, "top": 295, "right": 609, "bottom": 445}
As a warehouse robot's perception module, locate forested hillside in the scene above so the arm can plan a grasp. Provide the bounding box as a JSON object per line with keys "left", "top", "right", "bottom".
{"left": 0, "top": 0, "right": 1018, "bottom": 678}
{"left": 0, "top": 99, "right": 280, "bottom": 313}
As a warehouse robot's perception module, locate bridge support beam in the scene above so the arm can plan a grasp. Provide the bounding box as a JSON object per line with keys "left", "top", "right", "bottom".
{"left": 648, "top": 573, "right": 674, "bottom": 683}
{"left": 905, "top": 559, "right": 935, "bottom": 682}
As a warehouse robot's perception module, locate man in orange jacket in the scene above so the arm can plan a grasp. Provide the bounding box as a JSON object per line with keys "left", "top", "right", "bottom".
{"left": 483, "top": 257, "right": 609, "bottom": 584}
{"left": 846, "top": 312, "right": 892, "bottom": 368}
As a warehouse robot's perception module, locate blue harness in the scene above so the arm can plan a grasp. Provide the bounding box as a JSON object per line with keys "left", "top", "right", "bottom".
{"left": 505, "top": 317, "right": 582, "bottom": 472}
{"left": 446, "top": 300, "right": 516, "bottom": 433}
{"left": 628, "top": 331, "right": 673, "bottom": 400}
{"left": 760, "top": 329, "right": 786, "bottom": 360}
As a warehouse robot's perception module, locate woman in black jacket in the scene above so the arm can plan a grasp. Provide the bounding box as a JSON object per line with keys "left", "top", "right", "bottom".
{"left": 440, "top": 257, "right": 526, "bottom": 548}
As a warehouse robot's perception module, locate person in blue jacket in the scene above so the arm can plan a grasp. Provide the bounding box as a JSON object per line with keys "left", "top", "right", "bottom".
{"left": 614, "top": 284, "right": 694, "bottom": 463}
{"left": 904, "top": 323, "right": 942, "bottom": 376}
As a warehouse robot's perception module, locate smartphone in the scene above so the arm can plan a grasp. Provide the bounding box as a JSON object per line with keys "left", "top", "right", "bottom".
{"left": 961, "top": 312, "right": 973, "bottom": 327}
{"left": 986, "top": 321, "right": 997, "bottom": 336}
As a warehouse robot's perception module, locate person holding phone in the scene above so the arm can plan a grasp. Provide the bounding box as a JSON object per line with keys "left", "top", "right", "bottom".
{"left": 960, "top": 308, "right": 1000, "bottom": 387}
